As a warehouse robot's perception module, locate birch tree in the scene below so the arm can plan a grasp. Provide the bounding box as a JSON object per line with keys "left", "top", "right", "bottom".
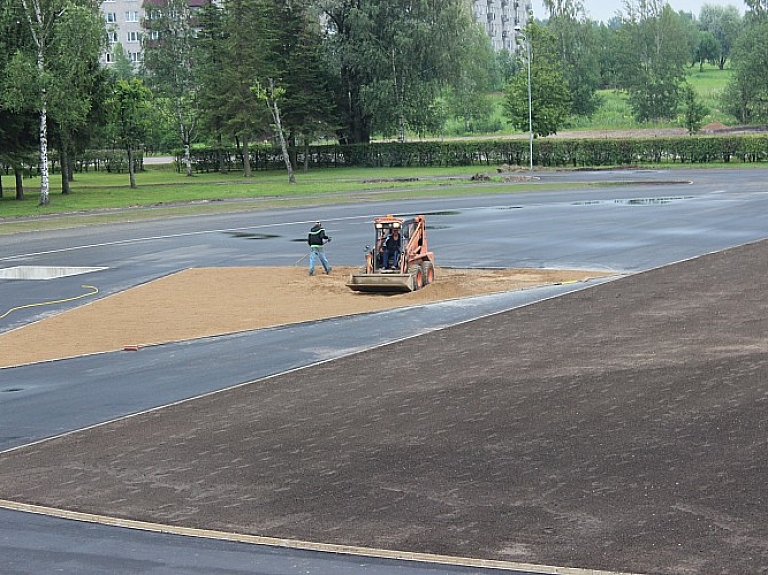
{"left": 3, "top": 0, "right": 103, "bottom": 205}
{"left": 253, "top": 79, "right": 295, "bottom": 183}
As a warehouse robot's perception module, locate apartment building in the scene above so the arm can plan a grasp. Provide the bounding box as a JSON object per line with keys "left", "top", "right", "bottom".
{"left": 474, "top": 0, "right": 531, "bottom": 52}
{"left": 101, "top": 0, "right": 145, "bottom": 66}
{"left": 100, "top": 0, "right": 207, "bottom": 67}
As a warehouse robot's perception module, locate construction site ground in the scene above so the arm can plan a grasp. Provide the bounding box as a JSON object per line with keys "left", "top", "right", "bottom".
{"left": 1, "top": 238, "right": 767, "bottom": 574}
{"left": 0, "top": 266, "right": 604, "bottom": 368}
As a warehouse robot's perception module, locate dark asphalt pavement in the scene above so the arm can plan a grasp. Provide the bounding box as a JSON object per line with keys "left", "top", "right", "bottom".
{"left": 1, "top": 238, "right": 766, "bottom": 574}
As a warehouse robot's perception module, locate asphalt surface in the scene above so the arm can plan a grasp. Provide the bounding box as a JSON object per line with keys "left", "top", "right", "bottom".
{"left": 2, "top": 238, "right": 768, "bottom": 574}
{"left": 2, "top": 168, "right": 768, "bottom": 574}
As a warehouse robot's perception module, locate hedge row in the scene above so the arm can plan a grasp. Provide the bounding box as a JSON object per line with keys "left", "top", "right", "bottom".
{"left": 172, "top": 135, "right": 768, "bottom": 172}
{"left": 68, "top": 150, "right": 144, "bottom": 173}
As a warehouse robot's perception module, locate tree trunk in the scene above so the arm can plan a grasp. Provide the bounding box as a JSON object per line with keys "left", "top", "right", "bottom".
{"left": 288, "top": 133, "right": 298, "bottom": 172}
{"left": 128, "top": 146, "right": 137, "bottom": 188}
{"left": 217, "top": 133, "right": 226, "bottom": 173}
{"left": 175, "top": 97, "right": 193, "bottom": 177}
{"left": 14, "top": 167, "right": 24, "bottom": 201}
{"left": 23, "top": 0, "right": 50, "bottom": 205}
{"left": 0, "top": 171, "right": 3, "bottom": 199}
{"left": 38, "top": 96, "right": 50, "bottom": 205}
{"left": 60, "top": 136, "right": 70, "bottom": 195}
{"left": 242, "top": 132, "right": 251, "bottom": 177}
{"left": 268, "top": 79, "right": 295, "bottom": 184}
{"left": 340, "top": 65, "right": 371, "bottom": 144}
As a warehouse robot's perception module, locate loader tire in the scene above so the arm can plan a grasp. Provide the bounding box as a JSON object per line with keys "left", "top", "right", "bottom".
{"left": 421, "top": 261, "right": 434, "bottom": 285}
{"left": 408, "top": 265, "right": 424, "bottom": 291}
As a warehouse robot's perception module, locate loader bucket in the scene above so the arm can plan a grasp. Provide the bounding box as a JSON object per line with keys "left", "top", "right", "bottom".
{"left": 346, "top": 273, "right": 416, "bottom": 293}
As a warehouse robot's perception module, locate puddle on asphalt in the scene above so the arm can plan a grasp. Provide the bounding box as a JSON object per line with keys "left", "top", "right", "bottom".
{"left": 227, "top": 232, "right": 280, "bottom": 240}
{"left": 572, "top": 196, "right": 694, "bottom": 206}
{"left": 410, "top": 211, "right": 461, "bottom": 217}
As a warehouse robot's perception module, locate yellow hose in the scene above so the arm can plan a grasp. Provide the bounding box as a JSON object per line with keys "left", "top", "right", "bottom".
{"left": 0, "top": 284, "right": 99, "bottom": 321}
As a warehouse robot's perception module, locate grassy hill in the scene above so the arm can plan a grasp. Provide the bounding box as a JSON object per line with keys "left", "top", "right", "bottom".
{"left": 449, "top": 64, "right": 735, "bottom": 137}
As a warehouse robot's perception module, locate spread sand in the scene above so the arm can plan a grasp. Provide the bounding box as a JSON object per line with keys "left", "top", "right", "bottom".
{"left": 0, "top": 266, "right": 609, "bottom": 368}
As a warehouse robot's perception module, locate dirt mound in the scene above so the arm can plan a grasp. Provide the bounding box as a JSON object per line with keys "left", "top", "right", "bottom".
{"left": 701, "top": 121, "right": 729, "bottom": 132}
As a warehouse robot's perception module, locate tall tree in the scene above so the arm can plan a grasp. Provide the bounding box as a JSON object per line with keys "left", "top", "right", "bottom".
{"left": 46, "top": 3, "right": 105, "bottom": 194}
{"left": 543, "top": 0, "right": 603, "bottom": 117}
{"left": 699, "top": 4, "right": 742, "bottom": 70}
{"left": 214, "top": 0, "right": 272, "bottom": 177}
{"left": 108, "top": 78, "right": 153, "bottom": 188}
{"left": 262, "top": 0, "right": 337, "bottom": 173}
{"left": 110, "top": 43, "right": 136, "bottom": 81}
{"left": 681, "top": 83, "right": 708, "bottom": 134}
{"left": 614, "top": 1, "right": 690, "bottom": 122}
{"left": 504, "top": 21, "right": 572, "bottom": 138}
{"left": 691, "top": 30, "right": 721, "bottom": 71}
{"left": 142, "top": 0, "right": 200, "bottom": 177}
{"left": 724, "top": 19, "right": 768, "bottom": 123}
{"left": 318, "top": 0, "right": 375, "bottom": 144}
{"left": 319, "top": 0, "right": 485, "bottom": 143}
{"left": 194, "top": 0, "right": 230, "bottom": 172}
{"left": 0, "top": 1, "right": 37, "bottom": 200}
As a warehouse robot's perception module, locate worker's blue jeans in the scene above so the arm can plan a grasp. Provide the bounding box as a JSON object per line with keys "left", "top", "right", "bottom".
{"left": 309, "top": 247, "right": 331, "bottom": 275}
{"left": 381, "top": 249, "right": 400, "bottom": 270}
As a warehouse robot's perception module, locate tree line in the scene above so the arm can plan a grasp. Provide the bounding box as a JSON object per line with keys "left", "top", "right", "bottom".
{"left": 1, "top": 0, "right": 766, "bottom": 204}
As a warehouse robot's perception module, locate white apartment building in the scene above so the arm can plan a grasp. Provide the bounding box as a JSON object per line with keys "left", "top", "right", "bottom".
{"left": 473, "top": 0, "right": 531, "bottom": 52}
{"left": 101, "top": 0, "right": 145, "bottom": 66}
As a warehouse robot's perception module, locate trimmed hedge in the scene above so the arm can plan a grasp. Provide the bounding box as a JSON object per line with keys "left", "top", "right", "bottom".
{"left": 173, "top": 134, "right": 768, "bottom": 172}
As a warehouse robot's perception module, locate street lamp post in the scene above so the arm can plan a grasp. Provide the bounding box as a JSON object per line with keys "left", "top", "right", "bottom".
{"left": 515, "top": 25, "right": 534, "bottom": 171}
{"left": 525, "top": 37, "right": 533, "bottom": 171}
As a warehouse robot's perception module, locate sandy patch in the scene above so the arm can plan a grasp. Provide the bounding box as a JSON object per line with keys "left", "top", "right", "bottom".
{"left": 0, "top": 266, "right": 609, "bottom": 368}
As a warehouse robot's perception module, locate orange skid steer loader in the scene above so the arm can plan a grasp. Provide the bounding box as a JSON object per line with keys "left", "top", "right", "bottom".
{"left": 346, "top": 214, "right": 435, "bottom": 293}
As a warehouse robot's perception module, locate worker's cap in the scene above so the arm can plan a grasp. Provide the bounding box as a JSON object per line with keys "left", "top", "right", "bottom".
{"left": 315, "top": 221, "right": 322, "bottom": 225}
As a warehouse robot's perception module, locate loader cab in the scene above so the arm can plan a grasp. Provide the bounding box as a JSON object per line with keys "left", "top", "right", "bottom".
{"left": 373, "top": 218, "right": 404, "bottom": 272}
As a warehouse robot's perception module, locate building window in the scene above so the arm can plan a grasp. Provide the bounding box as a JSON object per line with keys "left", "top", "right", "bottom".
{"left": 125, "top": 11, "right": 139, "bottom": 22}
{"left": 105, "top": 53, "right": 113, "bottom": 63}
{"left": 129, "top": 52, "right": 142, "bottom": 62}
{"left": 108, "top": 30, "right": 118, "bottom": 43}
{"left": 127, "top": 31, "right": 141, "bottom": 43}
{"left": 105, "top": 12, "right": 117, "bottom": 23}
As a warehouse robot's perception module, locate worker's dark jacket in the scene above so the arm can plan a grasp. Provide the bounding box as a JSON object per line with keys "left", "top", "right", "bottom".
{"left": 384, "top": 234, "right": 400, "bottom": 251}
{"left": 308, "top": 225, "right": 328, "bottom": 247}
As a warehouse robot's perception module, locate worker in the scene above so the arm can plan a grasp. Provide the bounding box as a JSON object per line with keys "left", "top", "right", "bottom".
{"left": 307, "top": 221, "right": 332, "bottom": 276}
{"left": 381, "top": 228, "right": 401, "bottom": 270}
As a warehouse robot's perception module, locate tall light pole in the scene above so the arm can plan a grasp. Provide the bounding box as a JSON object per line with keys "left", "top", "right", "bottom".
{"left": 515, "top": 24, "right": 534, "bottom": 171}
{"left": 525, "top": 36, "right": 533, "bottom": 171}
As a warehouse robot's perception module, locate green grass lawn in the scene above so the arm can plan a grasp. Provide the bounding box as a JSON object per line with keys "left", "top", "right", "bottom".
{"left": 476, "top": 64, "right": 736, "bottom": 136}
{"left": 0, "top": 164, "right": 565, "bottom": 229}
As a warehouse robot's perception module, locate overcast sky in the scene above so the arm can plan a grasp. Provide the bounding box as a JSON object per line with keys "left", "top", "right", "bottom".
{"left": 530, "top": 0, "right": 744, "bottom": 23}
